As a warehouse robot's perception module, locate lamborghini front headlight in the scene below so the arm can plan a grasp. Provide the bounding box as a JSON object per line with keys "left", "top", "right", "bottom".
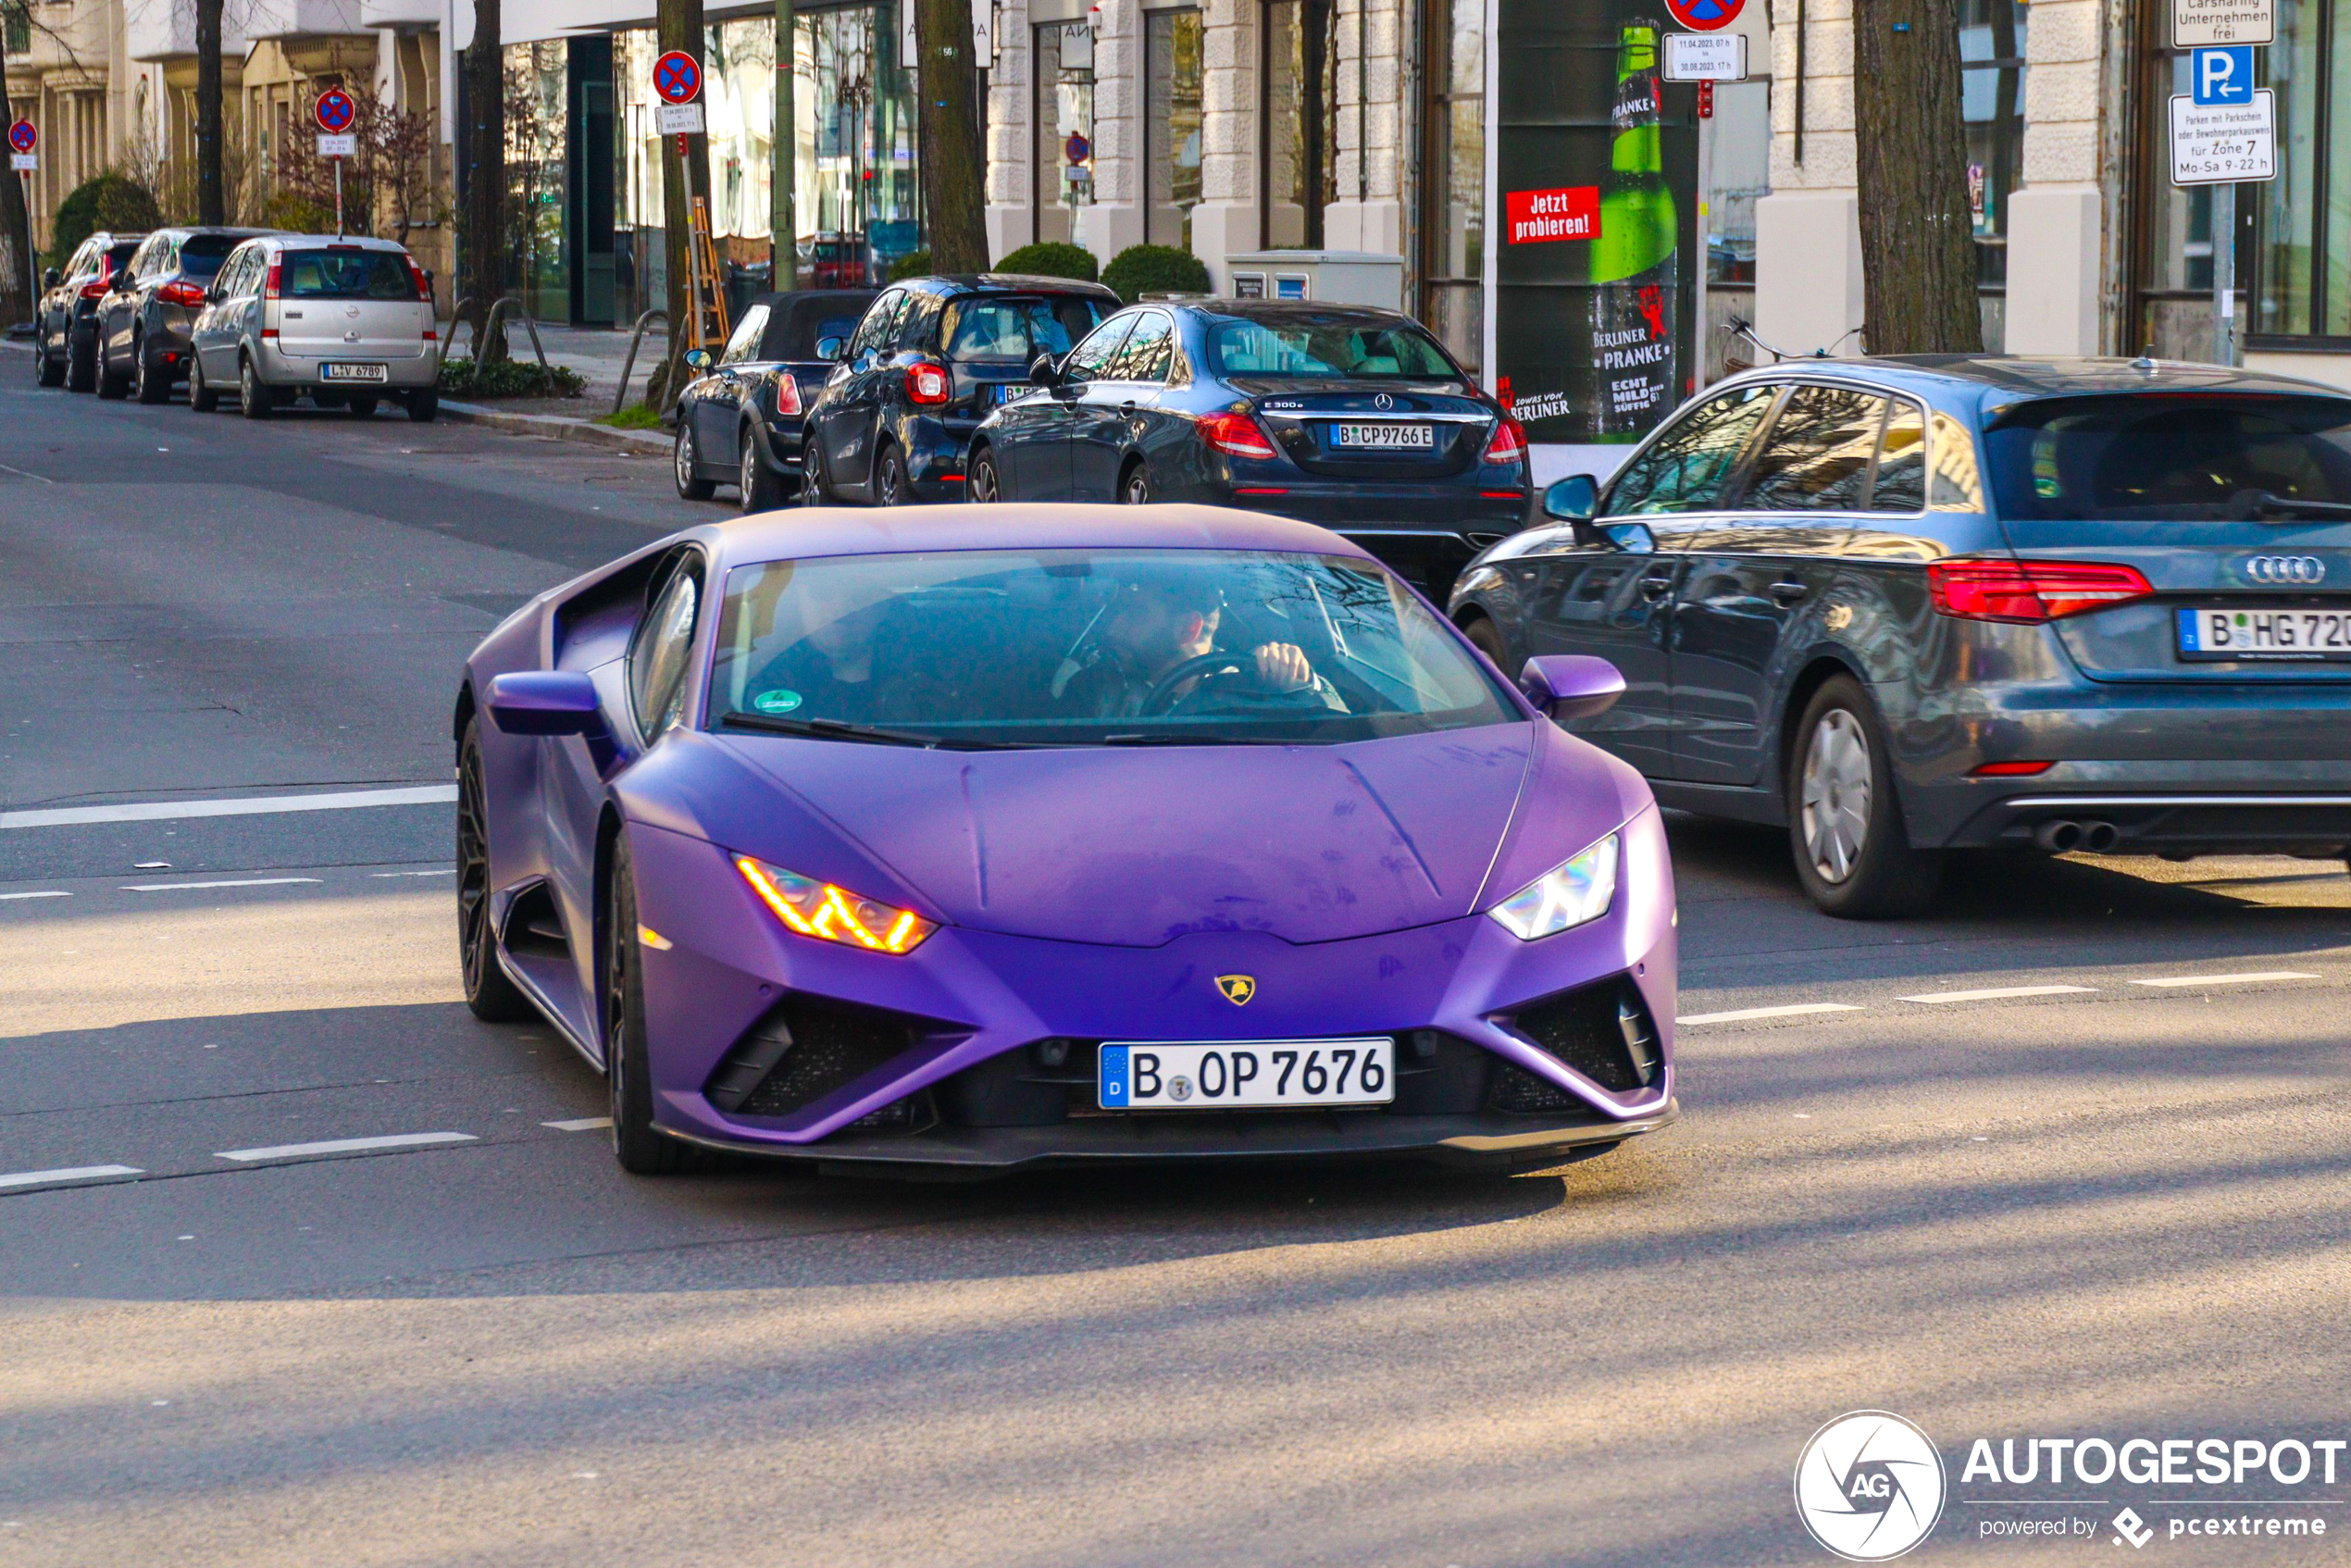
{"left": 1486, "top": 833, "right": 1618, "bottom": 940}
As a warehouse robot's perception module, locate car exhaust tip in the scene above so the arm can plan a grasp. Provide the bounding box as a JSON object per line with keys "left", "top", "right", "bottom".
{"left": 2035, "top": 819, "right": 2084, "bottom": 853}
{"left": 2081, "top": 821, "right": 2121, "bottom": 853}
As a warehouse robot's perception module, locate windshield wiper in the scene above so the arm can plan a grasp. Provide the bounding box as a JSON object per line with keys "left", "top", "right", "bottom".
{"left": 1100, "top": 732, "right": 1301, "bottom": 747}
{"left": 2226, "top": 490, "right": 2351, "bottom": 521}
{"left": 717, "top": 711, "right": 1032, "bottom": 751}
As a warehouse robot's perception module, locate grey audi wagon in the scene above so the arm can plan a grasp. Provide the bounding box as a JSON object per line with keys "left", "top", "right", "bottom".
{"left": 1449, "top": 356, "right": 2351, "bottom": 917}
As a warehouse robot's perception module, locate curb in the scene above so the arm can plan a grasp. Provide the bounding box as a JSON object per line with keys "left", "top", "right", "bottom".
{"left": 437, "top": 399, "right": 671, "bottom": 454}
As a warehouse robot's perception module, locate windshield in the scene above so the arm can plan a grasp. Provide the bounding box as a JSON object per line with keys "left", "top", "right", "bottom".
{"left": 281, "top": 249, "right": 416, "bottom": 301}
{"left": 945, "top": 296, "right": 1104, "bottom": 363}
{"left": 179, "top": 234, "right": 238, "bottom": 279}
{"left": 707, "top": 548, "right": 1517, "bottom": 747}
{"left": 1986, "top": 395, "right": 2351, "bottom": 519}
{"left": 1203, "top": 312, "right": 1463, "bottom": 380}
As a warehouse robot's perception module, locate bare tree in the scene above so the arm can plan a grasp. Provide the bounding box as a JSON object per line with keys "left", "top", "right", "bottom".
{"left": 914, "top": 0, "right": 985, "bottom": 271}
{"left": 276, "top": 80, "right": 442, "bottom": 239}
{"left": 461, "top": 0, "right": 505, "bottom": 359}
{"left": 1852, "top": 0, "right": 1981, "bottom": 353}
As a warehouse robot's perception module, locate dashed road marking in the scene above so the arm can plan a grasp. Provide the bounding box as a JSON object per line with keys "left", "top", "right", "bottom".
{"left": 541, "top": 1117, "right": 612, "bottom": 1133}
{"left": 2132, "top": 971, "right": 2320, "bottom": 989}
{"left": 1898, "top": 984, "right": 2098, "bottom": 1004}
{"left": 0, "top": 890, "right": 69, "bottom": 902}
{"left": 372, "top": 868, "right": 454, "bottom": 878}
{"left": 216, "top": 1132, "right": 477, "bottom": 1163}
{"left": 124, "top": 877, "right": 324, "bottom": 892}
{"left": 0, "top": 1164, "right": 143, "bottom": 1190}
{"left": 1677, "top": 1002, "right": 1864, "bottom": 1027}
{"left": 2, "top": 783, "right": 456, "bottom": 831}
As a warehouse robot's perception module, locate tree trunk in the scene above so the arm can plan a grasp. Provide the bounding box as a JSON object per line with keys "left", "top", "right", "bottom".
{"left": 914, "top": 0, "right": 987, "bottom": 272}
{"left": 461, "top": 0, "right": 507, "bottom": 362}
{"left": 1852, "top": 0, "right": 1981, "bottom": 354}
{"left": 656, "top": 0, "right": 713, "bottom": 405}
{"left": 195, "top": 0, "right": 225, "bottom": 225}
{"left": 0, "top": 27, "right": 32, "bottom": 323}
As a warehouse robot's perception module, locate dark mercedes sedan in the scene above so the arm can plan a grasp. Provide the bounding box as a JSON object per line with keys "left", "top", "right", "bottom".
{"left": 1449, "top": 356, "right": 2351, "bottom": 918}
{"left": 967, "top": 299, "right": 1532, "bottom": 595}
{"left": 671, "top": 287, "right": 875, "bottom": 509}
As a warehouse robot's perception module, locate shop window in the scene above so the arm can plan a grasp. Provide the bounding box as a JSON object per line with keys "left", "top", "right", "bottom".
{"left": 1263, "top": 0, "right": 1337, "bottom": 248}
{"left": 1416, "top": 0, "right": 1482, "bottom": 373}
{"left": 1706, "top": 81, "right": 1768, "bottom": 285}
{"left": 1036, "top": 20, "right": 1096, "bottom": 245}
{"left": 504, "top": 40, "right": 568, "bottom": 325}
{"left": 2253, "top": 0, "right": 2347, "bottom": 341}
{"left": 1959, "top": 0, "right": 2026, "bottom": 287}
{"left": 1146, "top": 7, "right": 1203, "bottom": 249}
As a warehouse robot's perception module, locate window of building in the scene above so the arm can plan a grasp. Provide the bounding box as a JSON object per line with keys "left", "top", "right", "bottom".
{"left": 2253, "top": 0, "right": 2347, "bottom": 342}
{"left": 1416, "top": 0, "right": 1483, "bottom": 374}
{"left": 1263, "top": 0, "right": 1337, "bottom": 248}
{"left": 1959, "top": 0, "right": 2026, "bottom": 287}
{"left": 1145, "top": 7, "right": 1203, "bottom": 249}
{"left": 1035, "top": 20, "right": 1096, "bottom": 245}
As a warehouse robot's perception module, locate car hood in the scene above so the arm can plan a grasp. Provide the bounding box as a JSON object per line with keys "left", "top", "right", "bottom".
{"left": 659, "top": 723, "right": 1642, "bottom": 948}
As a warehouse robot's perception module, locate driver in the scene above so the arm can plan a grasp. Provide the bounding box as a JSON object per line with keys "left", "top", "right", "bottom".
{"left": 1052, "top": 570, "right": 1323, "bottom": 720}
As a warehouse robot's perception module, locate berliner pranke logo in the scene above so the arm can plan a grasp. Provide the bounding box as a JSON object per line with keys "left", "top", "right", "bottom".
{"left": 1795, "top": 1411, "right": 1947, "bottom": 1561}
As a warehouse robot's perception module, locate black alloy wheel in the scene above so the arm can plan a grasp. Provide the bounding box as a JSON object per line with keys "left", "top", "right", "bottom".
{"left": 1785, "top": 675, "right": 1944, "bottom": 919}
{"left": 802, "top": 427, "right": 837, "bottom": 503}
{"left": 457, "top": 722, "right": 531, "bottom": 1022}
{"left": 1121, "top": 463, "right": 1152, "bottom": 504}
{"left": 187, "top": 355, "right": 218, "bottom": 412}
{"left": 873, "top": 444, "right": 908, "bottom": 507}
{"left": 238, "top": 356, "right": 272, "bottom": 419}
{"left": 132, "top": 337, "right": 169, "bottom": 404}
{"left": 673, "top": 421, "right": 715, "bottom": 500}
{"left": 739, "top": 426, "right": 787, "bottom": 512}
{"left": 968, "top": 447, "right": 1001, "bottom": 504}
{"left": 606, "top": 833, "right": 687, "bottom": 1175}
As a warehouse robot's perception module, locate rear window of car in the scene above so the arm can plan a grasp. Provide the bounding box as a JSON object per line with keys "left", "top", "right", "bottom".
{"left": 102, "top": 242, "right": 141, "bottom": 278}
{"left": 1985, "top": 394, "right": 2351, "bottom": 520}
{"left": 178, "top": 233, "right": 239, "bottom": 280}
{"left": 944, "top": 294, "right": 1105, "bottom": 363}
{"left": 281, "top": 249, "right": 416, "bottom": 301}
{"left": 1202, "top": 311, "right": 1462, "bottom": 380}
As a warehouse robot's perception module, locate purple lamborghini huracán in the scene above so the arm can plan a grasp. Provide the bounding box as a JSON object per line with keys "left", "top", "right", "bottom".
{"left": 455, "top": 504, "right": 1678, "bottom": 1175}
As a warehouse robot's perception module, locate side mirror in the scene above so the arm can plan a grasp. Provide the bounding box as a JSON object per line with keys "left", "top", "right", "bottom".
{"left": 815, "top": 335, "right": 846, "bottom": 363}
{"left": 485, "top": 670, "right": 606, "bottom": 737}
{"left": 1028, "top": 352, "right": 1060, "bottom": 389}
{"left": 683, "top": 348, "right": 713, "bottom": 373}
{"left": 42, "top": 267, "right": 58, "bottom": 289}
{"left": 1519, "top": 655, "right": 1624, "bottom": 722}
{"left": 1542, "top": 474, "right": 1600, "bottom": 523}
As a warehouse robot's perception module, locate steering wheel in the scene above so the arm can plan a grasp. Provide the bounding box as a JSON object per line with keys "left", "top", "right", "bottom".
{"left": 1140, "top": 651, "right": 1249, "bottom": 716}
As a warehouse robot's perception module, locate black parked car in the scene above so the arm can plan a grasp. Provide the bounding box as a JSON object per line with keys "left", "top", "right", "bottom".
{"left": 1449, "top": 356, "right": 2351, "bottom": 918}
{"left": 671, "top": 287, "right": 877, "bottom": 509}
{"left": 33, "top": 230, "right": 145, "bottom": 392}
{"left": 94, "top": 227, "right": 278, "bottom": 403}
{"left": 800, "top": 273, "right": 1119, "bottom": 506}
{"left": 968, "top": 299, "right": 1532, "bottom": 595}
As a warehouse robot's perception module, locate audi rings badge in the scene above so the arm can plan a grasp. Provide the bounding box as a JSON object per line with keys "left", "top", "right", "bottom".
{"left": 2242, "top": 554, "right": 2328, "bottom": 586}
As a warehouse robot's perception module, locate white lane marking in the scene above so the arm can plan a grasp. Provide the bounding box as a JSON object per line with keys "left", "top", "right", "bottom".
{"left": 124, "top": 877, "right": 323, "bottom": 892}
{"left": 1898, "top": 984, "right": 2097, "bottom": 1004}
{"left": 541, "top": 1116, "right": 612, "bottom": 1133}
{"left": 2132, "top": 971, "right": 2320, "bottom": 989}
{"left": 0, "top": 460, "right": 56, "bottom": 485}
{"left": 1676, "top": 1002, "right": 1864, "bottom": 1027}
{"left": 216, "top": 1132, "right": 477, "bottom": 1163}
{"left": 372, "top": 868, "right": 455, "bottom": 878}
{"left": 3, "top": 783, "right": 457, "bottom": 830}
{"left": 0, "top": 1164, "right": 143, "bottom": 1189}
{"left": 0, "top": 890, "right": 70, "bottom": 902}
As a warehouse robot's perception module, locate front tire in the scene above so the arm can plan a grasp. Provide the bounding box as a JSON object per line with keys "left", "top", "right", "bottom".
{"left": 739, "top": 426, "right": 787, "bottom": 512}
{"left": 606, "top": 834, "right": 688, "bottom": 1175}
{"left": 457, "top": 720, "right": 532, "bottom": 1022}
{"left": 969, "top": 446, "right": 1002, "bottom": 503}
{"left": 187, "top": 355, "right": 219, "bottom": 411}
{"left": 35, "top": 330, "right": 63, "bottom": 387}
{"left": 1786, "top": 676, "right": 1944, "bottom": 919}
{"left": 238, "top": 356, "right": 272, "bottom": 419}
{"left": 674, "top": 421, "right": 715, "bottom": 500}
{"left": 1460, "top": 616, "right": 1508, "bottom": 672}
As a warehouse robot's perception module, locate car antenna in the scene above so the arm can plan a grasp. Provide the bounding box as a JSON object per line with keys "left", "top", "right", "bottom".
{"left": 2132, "top": 343, "right": 2158, "bottom": 372}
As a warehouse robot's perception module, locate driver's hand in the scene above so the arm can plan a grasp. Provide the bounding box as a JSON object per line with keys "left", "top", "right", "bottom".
{"left": 1254, "top": 642, "right": 1313, "bottom": 692}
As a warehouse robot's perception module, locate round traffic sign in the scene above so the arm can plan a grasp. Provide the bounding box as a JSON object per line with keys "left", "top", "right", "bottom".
{"left": 7, "top": 119, "right": 34, "bottom": 155}
{"left": 653, "top": 50, "right": 702, "bottom": 106}
{"left": 1664, "top": 0, "right": 1743, "bottom": 31}
{"left": 1064, "top": 131, "right": 1090, "bottom": 166}
{"left": 314, "top": 87, "right": 355, "bottom": 133}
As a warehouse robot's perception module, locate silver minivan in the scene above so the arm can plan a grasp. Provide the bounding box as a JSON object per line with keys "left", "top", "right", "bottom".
{"left": 188, "top": 234, "right": 441, "bottom": 421}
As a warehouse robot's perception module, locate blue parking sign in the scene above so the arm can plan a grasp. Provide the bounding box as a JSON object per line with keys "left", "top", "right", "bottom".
{"left": 2193, "top": 45, "right": 2256, "bottom": 106}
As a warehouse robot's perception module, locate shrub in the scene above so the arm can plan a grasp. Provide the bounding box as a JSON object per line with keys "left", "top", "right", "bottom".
{"left": 1101, "top": 243, "right": 1211, "bottom": 304}
{"left": 887, "top": 248, "right": 934, "bottom": 282}
{"left": 48, "top": 173, "right": 163, "bottom": 268}
{"left": 595, "top": 404, "right": 663, "bottom": 430}
{"left": 439, "top": 355, "right": 586, "bottom": 400}
{"left": 991, "top": 241, "right": 1099, "bottom": 282}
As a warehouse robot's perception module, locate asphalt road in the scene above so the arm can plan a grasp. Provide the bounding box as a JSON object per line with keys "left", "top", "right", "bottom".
{"left": 4, "top": 360, "right": 2350, "bottom": 1567}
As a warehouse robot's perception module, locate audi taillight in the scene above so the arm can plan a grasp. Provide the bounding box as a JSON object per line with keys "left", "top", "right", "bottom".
{"left": 1927, "top": 559, "right": 2154, "bottom": 623}
{"left": 776, "top": 373, "right": 803, "bottom": 418}
{"left": 265, "top": 262, "right": 281, "bottom": 300}
{"left": 1198, "top": 410, "right": 1278, "bottom": 460}
{"left": 906, "top": 362, "right": 950, "bottom": 404}
{"left": 1482, "top": 411, "right": 1529, "bottom": 465}
{"left": 155, "top": 280, "right": 206, "bottom": 307}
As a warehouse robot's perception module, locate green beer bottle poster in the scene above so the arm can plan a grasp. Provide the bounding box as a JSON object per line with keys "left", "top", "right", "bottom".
{"left": 1590, "top": 24, "right": 1677, "bottom": 439}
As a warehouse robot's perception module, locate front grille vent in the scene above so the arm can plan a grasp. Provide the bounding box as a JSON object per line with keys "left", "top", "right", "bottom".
{"left": 705, "top": 993, "right": 933, "bottom": 1119}
{"left": 1501, "top": 979, "right": 1661, "bottom": 1095}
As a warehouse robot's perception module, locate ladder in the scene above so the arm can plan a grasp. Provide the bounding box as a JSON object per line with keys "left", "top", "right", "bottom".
{"left": 684, "top": 195, "right": 731, "bottom": 353}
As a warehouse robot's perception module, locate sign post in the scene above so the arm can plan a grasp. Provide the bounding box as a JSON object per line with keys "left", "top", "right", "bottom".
{"left": 7, "top": 119, "right": 33, "bottom": 300}
{"left": 653, "top": 50, "right": 704, "bottom": 156}
{"left": 314, "top": 88, "right": 357, "bottom": 239}
{"left": 2171, "top": 33, "right": 2272, "bottom": 367}
{"left": 1661, "top": 31, "right": 1744, "bottom": 390}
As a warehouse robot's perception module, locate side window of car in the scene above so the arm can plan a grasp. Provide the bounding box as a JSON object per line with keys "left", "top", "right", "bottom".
{"left": 894, "top": 292, "right": 943, "bottom": 352}
{"left": 849, "top": 290, "right": 905, "bottom": 360}
{"left": 1105, "top": 311, "right": 1175, "bottom": 381}
{"left": 1863, "top": 398, "right": 1929, "bottom": 513}
{"left": 628, "top": 557, "right": 704, "bottom": 740}
{"left": 124, "top": 236, "right": 157, "bottom": 280}
{"left": 1604, "top": 384, "right": 1777, "bottom": 516}
{"left": 1738, "top": 386, "right": 1893, "bottom": 511}
{"left": 1063, "top": 316, "right": 1137, "bottom": 381}
{"left": 64, "top": 240, "right": 95, "bottom": 280}
{"left": 719, "top": 304, "right": 768, "bottom": 366}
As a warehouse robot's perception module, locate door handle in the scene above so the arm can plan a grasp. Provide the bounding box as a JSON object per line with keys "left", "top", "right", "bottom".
{"left": 1768, "top": 580, "right": 1810, "bottom": 604}
{"left": 1120, "top": 400, "right": 1138, "bottom": 413}
{"left": 1638, "top": 569, "right": 1676, "bottom": 602}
